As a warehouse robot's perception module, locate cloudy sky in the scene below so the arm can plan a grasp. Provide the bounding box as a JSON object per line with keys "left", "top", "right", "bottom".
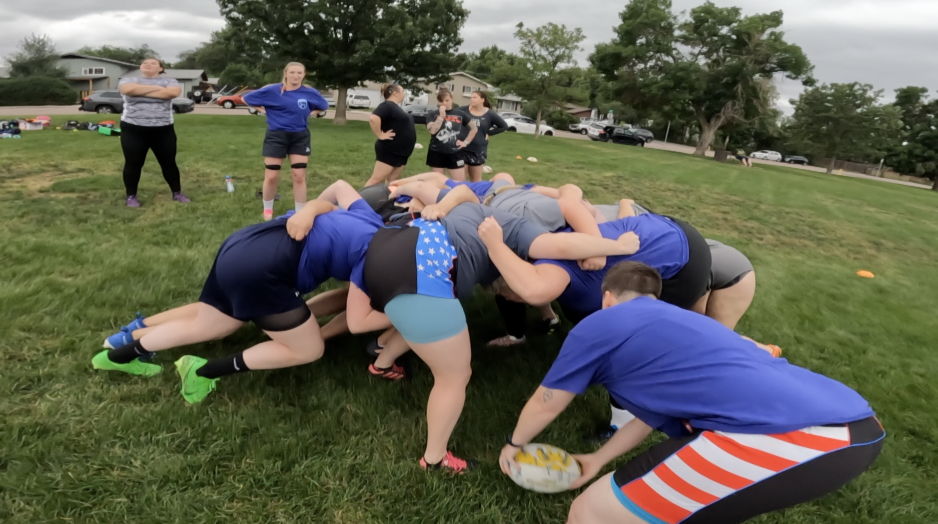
{"left": 2, "top": 0, "right": 937, "bottom": 111}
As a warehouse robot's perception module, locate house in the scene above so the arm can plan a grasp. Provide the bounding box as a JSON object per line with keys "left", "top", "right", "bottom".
{"left": 121, "top": 69, "right": 208, "bottom": 96}
{"left": 57, "top": 53, "right": 138, "bottom": 98}
{"left": 564, "top": 104, "right": 594, "bottom": 120}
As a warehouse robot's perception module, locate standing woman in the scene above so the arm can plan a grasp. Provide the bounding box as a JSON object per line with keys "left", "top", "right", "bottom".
{"left": 426, "top": 88, "right": 477, "bottom": 182}
{"left": 365, "top": 84, "right": 417, "bottom": 187}
{"left": 117, "top": 57, "right": 189, "bottom": 207}
{"left": 243, "top": 62, "right": 329, "bottom": 221}
{"left": 462, "top": 91, "right": 508, "bottom": 182}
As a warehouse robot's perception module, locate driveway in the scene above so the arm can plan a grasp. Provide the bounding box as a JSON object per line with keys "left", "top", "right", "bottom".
{"left": 3, "top": 104, "right": 930, "bottom": 189}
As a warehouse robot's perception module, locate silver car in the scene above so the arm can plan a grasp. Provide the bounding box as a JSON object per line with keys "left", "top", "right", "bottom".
{"left": 79, "top": 90, "right": 196, "bottom": 115}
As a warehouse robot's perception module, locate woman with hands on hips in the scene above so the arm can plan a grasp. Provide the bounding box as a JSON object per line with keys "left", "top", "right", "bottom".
{"left": 365, "top": 84, "right": 417, "bottom": 187}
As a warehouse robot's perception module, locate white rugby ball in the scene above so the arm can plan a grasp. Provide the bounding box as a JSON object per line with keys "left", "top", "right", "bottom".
{"left": 527, "top": 157, "right": 538, "bottom": 163}
{"left": 510, "top": 443, "right": 581, "bottom": 493}
{"left": 414, "top": 143, "right": 424, "bottom": 149}
{"left": 482, "top": 165, "right": 493, "bottom": 174}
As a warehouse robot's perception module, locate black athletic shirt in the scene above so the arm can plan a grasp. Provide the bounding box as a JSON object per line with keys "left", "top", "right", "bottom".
{"left": 372, "top": 101, "right": 417, "bottom": 157}
{"left": 429, "top": 108, "right": 471, "bottom": 155}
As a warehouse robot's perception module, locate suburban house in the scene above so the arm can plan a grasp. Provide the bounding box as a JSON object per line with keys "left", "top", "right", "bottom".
{"left": 564, "top": 104, "right": 594, "bottom": 120}
{"left": 57, "top": 53, "right": 138, "bottom": 97}
{"left": 120, "top": 69, "right": 209, "bottom": 97}
{"left": 330, "top": 71, "right": 525, "bottom": 111}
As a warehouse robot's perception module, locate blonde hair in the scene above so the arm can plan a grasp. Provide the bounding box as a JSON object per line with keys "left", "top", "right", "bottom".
{"left": 281, "top": 62, "right": 306, "bottom": 94}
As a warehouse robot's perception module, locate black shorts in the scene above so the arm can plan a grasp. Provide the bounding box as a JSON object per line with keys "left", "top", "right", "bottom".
{"left": 612, "top": 416, "right": 884, "bottom": 524}
{"left": 262, "top": 128, "right": 311, "bottom": 159}
{"left": 659, "top": 218, "right": 711, "bottom": 310}
{"left": 375, "top": 143, "right": 410, "bottom": 168}
{"left": 461, "top": 148, "right": 487, "bottom": 167}
{"left": 426, "top": 149, "right": 466, "bottom": 170}
{"left": 199, "top": 220, "right": 312, "bottom": 331}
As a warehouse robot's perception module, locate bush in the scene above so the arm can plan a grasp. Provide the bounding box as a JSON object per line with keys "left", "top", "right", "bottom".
{"left": 0, "top": 76, "right": 76, "bottom": 106}
{"left": 545, "top": 109, "right": 577, "bottom": 130}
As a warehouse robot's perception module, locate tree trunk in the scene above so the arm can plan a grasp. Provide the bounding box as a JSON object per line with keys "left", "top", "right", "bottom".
{"left": 932, "top": 179, "right": 938, "bottom": 192}
{"left": 333, "top": 86, "right": 348, "bottom": 126}
{"left": 826, "top": 156, "right": 836, "bottom": 174}
{"left": 723, "top": 135, "right": 730, "bottom": 150}
{"left": 534, "top": 108, "right": 543, "bottom": 139}
{"left": 694, "top": 121, "right": 717, "bottom": 156}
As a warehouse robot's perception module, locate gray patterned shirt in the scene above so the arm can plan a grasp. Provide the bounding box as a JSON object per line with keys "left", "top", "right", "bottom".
{"left": 119, "top": 76, "right": 180, "bottom": 127}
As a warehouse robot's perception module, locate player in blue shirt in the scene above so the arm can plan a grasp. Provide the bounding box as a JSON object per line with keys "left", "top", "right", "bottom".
{"left": 242, "top": 62, "right": 329, "bottom": 221}
{"left": 92, "top": 180, "right": 382, "bottom": 404}
{"left": 499, "top": 261, "right": 884, "bottom": 524}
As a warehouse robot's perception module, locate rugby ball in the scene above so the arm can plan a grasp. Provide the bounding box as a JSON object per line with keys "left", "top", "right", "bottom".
{"left": 414, "top": 143, "right": 424, "bottom": 149}
{"left": 510, "top": 443, "right": 581, "bottom": 493}
{"left": 483, "top": 165, "right": 493, "bottom": 174}
{"left": 527, "top": 157, "right": 538, "bottom": 163}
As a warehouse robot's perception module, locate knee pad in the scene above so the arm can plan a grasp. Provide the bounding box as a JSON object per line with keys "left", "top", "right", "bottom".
{"left": 291, "top": 163, "right": 308, "bottom": 169}
{"left": 265, "top": 164, "right": 282, "bottom": 171}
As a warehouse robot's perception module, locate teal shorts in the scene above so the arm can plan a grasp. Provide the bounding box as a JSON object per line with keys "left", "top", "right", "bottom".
{"left": 384, "top": 294, "right": 467, "bottom": 344}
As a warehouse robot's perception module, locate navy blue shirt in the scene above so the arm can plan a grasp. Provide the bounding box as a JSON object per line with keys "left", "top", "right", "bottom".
{"left": 289, "top": 200, "right": 384, "bottom": 293}
{"left": 535, "top": 214, "right": 688, "bottom": 314}
{"left": 543, "top": 298, "right": 875, "bottom": 437}
{"left": 243, "top": 84, "right": 329, "bottom": 133}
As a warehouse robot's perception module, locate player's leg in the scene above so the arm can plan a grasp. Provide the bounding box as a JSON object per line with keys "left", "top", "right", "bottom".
{"left": 288, "top": 153, "right": 309, "bottom": 211}
{"left": 365, "top": 160, "right": 396, "bottom": 187}
{"left": 467, "top": 164, "right": 484, "bottom": 182}
{"left": 261, "top": 157, "right": 283, "bottom": 220}
{"left": 567, "top": 473, "right": 648, "bottom": 524}
{"left": 491, "top": 172, "right": 515, "bottom": 184}
{"left": 707, "top": 271, "right": 756, "bottom": 330}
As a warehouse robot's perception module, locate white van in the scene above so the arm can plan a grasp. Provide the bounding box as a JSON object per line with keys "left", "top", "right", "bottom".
{"left": 346, "top": 94, "right": 373, "bottom": 109}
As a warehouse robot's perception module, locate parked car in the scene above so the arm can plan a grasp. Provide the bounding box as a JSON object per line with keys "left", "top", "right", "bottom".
{"left": 498, "top": 111, "right": 524, "bottom": 120}
{"left": 570, "top": 118, "right": 597, "bottom": 134}
{"left": 631, "top": 128, "right": 655, "bottom": 142}
{"left": 404, "top": 105, "right": 435, "bottom": 124}
{"left": 504, "top": 116, "right": 555, "bottom": 136}
{"left": 608, "top": 127, "right": 647, "bottom": 147}
{"left": 750, "top": 150, "right": 783, "bottom": 161}
{"left": 79, "top": 90, "right": 195, "bottom": 114}
{"left": 783, "top": 155, "right": 809, "bottom": 165}
{"left": 216, "top": 91, "right": 253, "bottom": 109}
{"left": 346, "top": 94, "right": 372, "bottom": 109}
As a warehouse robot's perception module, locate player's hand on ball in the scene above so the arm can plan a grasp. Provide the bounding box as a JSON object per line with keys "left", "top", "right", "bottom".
{"left": 499, "top": 444, "right": 521, "bottom": 476}
{"left": 478, "top": 217, "right": 504, "bottom": 246}
{"left": 286, "top": 211, "right": 316, "bottom": 241}
{"left": 421, "top": 204, "right": 446, "bottom": 221}
{"left": 568, "top": 453, "right": 602, "bottom": 490}
{"left": 616, "top": 231, "right": 640, "bottom": 254}
{"left": 578, "top": 256, "right": 606, "bottom": 271}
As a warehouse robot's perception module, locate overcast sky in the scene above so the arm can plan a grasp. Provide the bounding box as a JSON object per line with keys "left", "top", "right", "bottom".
{"left": 2, "top": 0, "right": 937, "bottom": 111}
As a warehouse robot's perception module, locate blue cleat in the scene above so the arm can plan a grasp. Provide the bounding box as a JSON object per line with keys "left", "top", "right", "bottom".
{"left": 103, "top": 327, "right": 134, "bottom": 349}
{"left": 125, "top": 312, "right": 147, "bottom": 332}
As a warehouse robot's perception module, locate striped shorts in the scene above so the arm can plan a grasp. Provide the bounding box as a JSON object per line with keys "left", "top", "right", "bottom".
{"left": 613, "top": 417, "right": 884, "bottom": 524}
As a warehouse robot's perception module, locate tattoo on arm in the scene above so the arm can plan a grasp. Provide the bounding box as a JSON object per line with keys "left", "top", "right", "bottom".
{"left": 542, "top": 389, "right": 554, "bottom": 402}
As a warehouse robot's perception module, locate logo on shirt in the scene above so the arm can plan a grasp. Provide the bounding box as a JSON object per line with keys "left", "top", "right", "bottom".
{"left": 298, "top": 99, "right": 309, "bottom": 110}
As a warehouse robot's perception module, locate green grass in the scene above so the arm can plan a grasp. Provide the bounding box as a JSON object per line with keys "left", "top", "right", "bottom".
{"left": 1, "top": 114, "right": 937, "bottom": 523}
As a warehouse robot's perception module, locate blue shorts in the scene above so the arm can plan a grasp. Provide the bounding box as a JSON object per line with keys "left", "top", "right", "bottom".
{"left": 384, "top": 294, "right": 467, "bottom": 344}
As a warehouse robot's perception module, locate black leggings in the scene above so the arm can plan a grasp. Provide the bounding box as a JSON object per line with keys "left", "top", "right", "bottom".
{"left": 120, "top": 122, "right": 182, "bottom": 196}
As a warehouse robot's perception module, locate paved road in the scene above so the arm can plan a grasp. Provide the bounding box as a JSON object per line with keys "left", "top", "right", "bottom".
{"left": 3, "top": 104, "right": 930, "bottom": 189}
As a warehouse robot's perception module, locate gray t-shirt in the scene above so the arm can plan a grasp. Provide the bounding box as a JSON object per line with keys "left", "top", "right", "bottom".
{"left": 460, "top": 108, "right": 508, "bottom": 153}
{"left": 596, "top": 201, "right": 651, "bottom": 222}
{"left": 119, "top": 76, "right": 180, "bottom": 127}
{"left": 487, "top": 179, "right": 567, "bottom": 232}
{"left": 440, "top": 203, "right": 548, "bottom": 298}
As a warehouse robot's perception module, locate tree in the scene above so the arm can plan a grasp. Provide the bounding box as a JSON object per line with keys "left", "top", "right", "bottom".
{"left": 591, "top": 0, "right": 813, "bottom": 155}
{"left": 786, "top": 83, "right": 902, "bottom": 174}
{"left": 217, "top": 0, "right": 468, "bottom": 125}
{"left": 175, "top": 26, "right": 273, "bottom": 76}
{"left": 884, "top": 86, "right": 938, "bottom": 190}
{"left": 75, "top": 44, "right": 161, "bottom": 65}
{"left": 491, "top": 22, "right": 586, "bottom": 138}
{"left": 219, "top": 63, "right": 265, "bottom": 88}
{"left": 5, "top": 34, "right": 66, "bottom": 78}
{"left": 459, "top": 45, "right": 519, "bottom": 81}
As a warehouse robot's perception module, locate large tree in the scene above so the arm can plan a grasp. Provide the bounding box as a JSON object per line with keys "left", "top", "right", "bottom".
{"left": 175, "top": 26, "right": 273, "bottom": 77}
{"left": 786, "top": 82, "right": 902, "bottom": 174}
{"left": 217, "top": 0, "right": 468, "bottom": 125}
{"left": 5, "top": 34, "right": 66, "bottom": 78}
{"left": 459, "top": 45, "right": 519, "bottom": 81}
{"left": 490, "top": 22, "right": 585, "bottom": 138}
{"left": 75, "top": 44, "right": 161, "bottom": 65}
{"left": 884, "top": 86, "right": 938, "bottom": 190}
{"left": 591, "top": 0, "right": 812, "bottom": 155}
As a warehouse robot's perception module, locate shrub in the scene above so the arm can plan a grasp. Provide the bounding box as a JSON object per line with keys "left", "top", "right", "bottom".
{"left": 0, "top": 76, "right": 76, "bottom": 106}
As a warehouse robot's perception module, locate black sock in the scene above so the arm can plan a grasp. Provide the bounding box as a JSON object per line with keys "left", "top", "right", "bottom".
{"left": 196, "top": 352, "right": 249, "bottom": 379}
{"left": 107, "top": 339, "right": 153, "bottom": 364}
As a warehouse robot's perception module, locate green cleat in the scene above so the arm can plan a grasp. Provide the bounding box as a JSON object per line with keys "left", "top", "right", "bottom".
{"left": 174, "top": 355, "right": 219, "bottom": 404}
{"left": 92, "top": 350, "right": 161, "bottom": 377}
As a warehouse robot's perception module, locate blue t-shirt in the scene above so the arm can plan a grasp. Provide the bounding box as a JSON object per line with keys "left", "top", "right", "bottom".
{"left": 534, "top": 214, "right": 689, "bottom": 314}
{"left": 242, "top": 84, "right": 329, "bottom": 133}
{"left": 542, "top": 298, "right": 875, "bottom": 437}
{"left": 289, "top": 199, "right": 384, "bottom": 293}
{"left": 442, "top": 179, "right": 495, "bottom": 202}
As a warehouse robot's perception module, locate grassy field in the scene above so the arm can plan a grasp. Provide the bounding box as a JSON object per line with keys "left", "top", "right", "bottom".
{"left": 1, "top": 114, "right": 937, "bottom": 524}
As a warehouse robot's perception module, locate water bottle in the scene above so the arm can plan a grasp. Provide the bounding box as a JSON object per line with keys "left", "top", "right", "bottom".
{"left": 225, "top": 176, "right": 235, "bottom": 193}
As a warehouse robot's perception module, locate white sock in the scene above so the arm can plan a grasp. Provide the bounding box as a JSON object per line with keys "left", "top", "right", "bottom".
{"left": 610, "top": 404, "right": 636, "bottom": 429}
{"left": 263, "top": 199, "right": 274, "bottom": 212}
{"left": 295, "top": 201, "right": 305, "bottom": 212}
